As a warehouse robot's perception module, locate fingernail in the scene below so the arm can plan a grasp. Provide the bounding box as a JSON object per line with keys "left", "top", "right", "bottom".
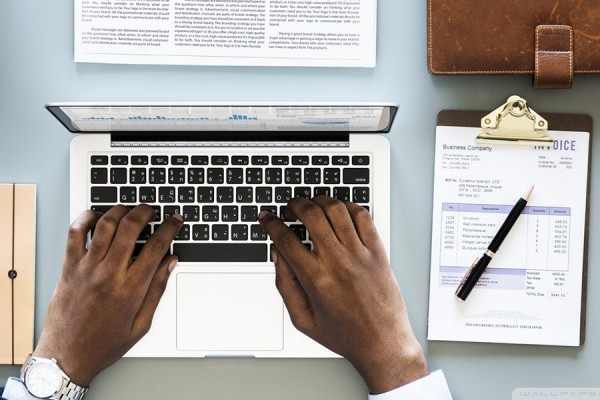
{"left": 258, "top": 210, "right": 269, "bottom": 220}
{"left": 172, "top": 213, "right": 184, "bottom": 222}
{"left": 168, "top": 259, "right": 178, "bottom": 273}
{"left": 271, "top": 247, "right": 278, "bottom": 264}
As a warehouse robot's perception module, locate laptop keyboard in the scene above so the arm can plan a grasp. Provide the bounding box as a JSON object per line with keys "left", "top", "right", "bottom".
{"left": 88, "top": 152, "right": 372, "bottom": 263}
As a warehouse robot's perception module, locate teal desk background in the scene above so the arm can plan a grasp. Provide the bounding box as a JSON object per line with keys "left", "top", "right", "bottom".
{"left": 1, "top": 1, "right": 598, "bottom": 399}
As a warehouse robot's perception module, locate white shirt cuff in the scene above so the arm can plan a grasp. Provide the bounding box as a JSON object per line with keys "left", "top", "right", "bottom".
{"left": 368, "top": 370, "right": 453, "bottom": 400}
{"left": 2, "top": 377, "right": 37, "bottom": 400}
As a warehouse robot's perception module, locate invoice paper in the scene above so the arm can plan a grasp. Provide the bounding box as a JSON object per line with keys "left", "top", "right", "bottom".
{"left": 428, "top": 126, "right": 589, "bottom": 346}
{"left": 75, "top": 0, "right": 377, "bottom": 67}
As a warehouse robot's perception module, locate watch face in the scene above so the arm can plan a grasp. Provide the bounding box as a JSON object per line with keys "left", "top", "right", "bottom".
{"left": 25, "top": 362, "right": 63, "bottom": 398}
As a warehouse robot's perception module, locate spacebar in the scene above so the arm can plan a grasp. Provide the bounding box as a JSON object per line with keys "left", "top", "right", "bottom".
{"left": 173, "top": 243, "right": 268, "bottom": 263}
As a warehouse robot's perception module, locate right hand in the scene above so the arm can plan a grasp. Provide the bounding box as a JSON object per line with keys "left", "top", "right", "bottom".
{"left": 258, "top": 196, "right": 429, "bottom": 394}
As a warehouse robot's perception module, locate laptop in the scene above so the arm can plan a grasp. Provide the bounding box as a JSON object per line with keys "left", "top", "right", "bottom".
{"left": 46, "top": 103, "right": 397, "bottom": 358}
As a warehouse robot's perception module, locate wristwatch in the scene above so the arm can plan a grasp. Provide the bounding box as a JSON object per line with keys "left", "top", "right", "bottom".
{"left": 20, "top": 354, "right": 88, "bottom": 400}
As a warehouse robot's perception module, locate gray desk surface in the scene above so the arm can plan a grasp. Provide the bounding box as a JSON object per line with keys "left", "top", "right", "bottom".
{"left": 1, "top": 1, "right": 598, "bottom": 399}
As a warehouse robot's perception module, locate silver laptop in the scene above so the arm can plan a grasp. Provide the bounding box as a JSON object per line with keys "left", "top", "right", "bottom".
{"left": 47, "top": 103, "right": 397, "bottom": 358}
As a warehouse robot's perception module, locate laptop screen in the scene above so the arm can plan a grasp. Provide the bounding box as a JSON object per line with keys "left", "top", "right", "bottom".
{"left": 46, "top": 104, "right": 397, "bottom": 134}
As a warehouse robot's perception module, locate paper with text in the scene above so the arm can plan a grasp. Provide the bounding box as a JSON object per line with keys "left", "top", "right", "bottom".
{"left": 75, "top": 0, "right": 376, "bottom": 67}
{"left": 428, "top": 126, "right": 589, "bottom": 346}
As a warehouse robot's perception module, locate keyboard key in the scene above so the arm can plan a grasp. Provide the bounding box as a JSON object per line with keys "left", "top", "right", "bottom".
{"left": 343, "top": 168, "right": 370, "bottom": 184}
{"left": 131, "top": 155, "right": 149, "bottom": 165}
{"left": 149, "top": 168, "right": 166, "bottom": 184}
{"left": 110, "top": 168, "right": 127, "bottom": 184}
{"left": 304, "top": 168, "right": 321, "bottom": 184}
{"left": 212, "top": 224, "right": 229, "bottom": 240}
{"left": 251, "top": 155, "right": 269, "bottom": 165}
{"left": 171, "top": 155, "right": 189, "bottom": 165}
{"left": 158, "top": 187, "right": 176, "bottom": 203}
{"left": 332, "top": 155, "right": 349, "bottom": 165}
{"left": 202, "top": 205, "right": 219, "bottom": 222}
{"left": 250, "top": 225, "right": 268, "bottom": 241}
{"left": 241, "top": 206, "right": 258, "bottom": 222}
{"left": 294, "top": 187, "right": 311, "bottom": 199}
{"left": 111, "top": 155, "right": 128, "bottom": 165}
{"left": 311, "top": 155, "right": 329, "bottom": 165}
{"left": 231, "top": 225, "right": 249, "bottom": 241}
{"left": 260, "top": 205, "right": 277, "bottom": 216}
{"left": 188, "top": 168, "right": 205, "bottom": 184}
{"left": 197, "top": 187, "right": 214, "bottom": 203}
{"left": 256, "top": 187, "right": 272, "bottom": 203}
{"left": 323, "top": 168, "right": 341, "bottom": 184}
{"left": 265, "top": 168, "right": 282, "bottom": 184}
{"left": 129, "top": 168, "right": 147, "bottom": 184}
{"left": 285, "top": 168, "right": 301, "bottom": 184}
{"left": 352, "top": 156, "right": 370, "bottom": 166}
{"left": 353, "top": 187, "right": 370, "bottom": 203}
{"left": 151, "top": 156, "right": 169, "bottom": 165}
{"left": 211, "top": 155, "right": 229, "bottom": 165}
{"left": 290, "top": 224, "right": 307, "bottom": 240}
{"left": 231, "top": 155, "right": 249, "bottom": 165}
{"left": 221, "top": 206, "right": 238, "bottom": 222}
{"left": 226, "top": 168, "right": 244, "bottom": 184}
{"left": 182, "top": 206, "right": 200, "bottom": 222}
{"left": 275, "top": 187, "right": 292, "bottom": 203}
{"left": 292, "top": 156, "right": 309, "bottom": 165}
{"left": 91, "top": 168, "right": 108, "bottom": 184}
{"left": 90, "top": 205, "right": 113, "bottom": 214}
{"left": 207, "top": 168, "right": 224, "bottom": 184}
{"left": 246, "top": 168, "right": 263, "bottom": 184}
{"left": 91, "top": 187, "right": 117, "bottom": 203}
{"left": 119, "top": 187, "right": 137, "bottom": 203}
{"left": 173, "top": 243, "right": 267, "bottom": 262}
{"left": 333, "top": 187, "right": 350, "bottom": 202}
{"left": 216, "top": 187, "right": 234, "bottom": 203}
{"left": 139, "top": 187, "right": 156, "bottom": 203}
{"left": 164, "top": 206, "right": 181, "bottom": 220}
{"left": 175, "top": 224, "right": 191, "bottom": 241}
{"left": 272, "top": 155, "right": 289, "bottom": 165}
{"left": 178, "top": 187, "right": 195, "bottom": 203}
{"left": 191, "top": 155, "right": 209, "bottom": 165}
{"left": 314, "top": 187, "right": 331, "bottom": 197}
{"left": 279, "top": 206, "right": 295, "bottom": 222}
{"left": 236, "top": 187, "right": 253, "bottom": 203}
{"left": 91, "top": 155, "right": 108, "bottom": 165}
{"left": 192, "top": 224, "right": 210, "bottom": 241}
{"left": 169, "top": 168, "right": 186, "bottom": 184}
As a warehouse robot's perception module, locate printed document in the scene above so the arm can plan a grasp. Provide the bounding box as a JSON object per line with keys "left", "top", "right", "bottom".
{"left": 428, "top": 126, "right": 589, "bottom": 346}
{"left": 74, "top": 0, "right": 377, "bottom": 67}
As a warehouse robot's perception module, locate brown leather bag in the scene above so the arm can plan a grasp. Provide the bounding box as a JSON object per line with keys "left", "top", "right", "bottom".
{"left": 427, "top": 0, "right": 600, "bottom": 89}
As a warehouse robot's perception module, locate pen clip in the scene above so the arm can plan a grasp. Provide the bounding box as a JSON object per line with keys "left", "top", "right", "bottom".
{"left": 455, "top": 257, "right": 480, "bottom": 296}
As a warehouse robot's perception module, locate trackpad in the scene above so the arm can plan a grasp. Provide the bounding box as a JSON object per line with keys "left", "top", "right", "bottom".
{"left": 176, "top": 273, "right": 284, "bottom": 352}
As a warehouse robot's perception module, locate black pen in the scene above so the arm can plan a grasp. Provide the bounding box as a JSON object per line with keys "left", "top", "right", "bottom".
{"left": 455, "top": 185, "right": 534, "bottom": 301}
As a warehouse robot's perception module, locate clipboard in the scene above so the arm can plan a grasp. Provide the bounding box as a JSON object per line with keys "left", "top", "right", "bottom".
{"left": 428, "top": 96, "right": 591, "bottom": 346}
{"left": 0, "top": 184, "right": 36, "bottom": 364}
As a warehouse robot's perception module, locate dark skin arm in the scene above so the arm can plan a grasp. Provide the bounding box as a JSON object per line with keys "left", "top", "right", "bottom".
{"left": 258, "top": 196, "right": 429, "bottom": 394}
{"left": 33, "top": 204, "right": 183, "bottom": 387}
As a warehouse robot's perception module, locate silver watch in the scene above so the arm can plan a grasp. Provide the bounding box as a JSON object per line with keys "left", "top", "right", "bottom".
{"left": 20, "top": 354, "right": 89, "bottom": 400}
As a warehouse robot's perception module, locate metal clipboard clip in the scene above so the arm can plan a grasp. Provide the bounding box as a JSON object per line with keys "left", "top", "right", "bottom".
{"left": 476, "top": 95, "right": 553, "bottom": 145}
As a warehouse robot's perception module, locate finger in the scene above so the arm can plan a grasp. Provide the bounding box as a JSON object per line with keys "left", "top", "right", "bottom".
{"left": 64, "top": 210, "right": 102, "bottom": 264}
{"left": 131, "top": 255, "right": 178, "bottom": 340}
{"left": 129, "top": 214, "right": 183, "bottom": 288}
{"left": 104, "top": 205, "right": 158, "bottom": 265}
{"left": 272, "top": 247, "right": 314, "bottom": 335}
{"left": 311, "top": 196, "right": 363, "bottom": 248}
{"left": 258, "top": 211, "right": 315, "bottom": 284}
{"left": 282, "top": 197, "right": 340, "bottom": 251}
{"left": 345, "top": 202, "right": 385, "bottom": 250}
{"left": 86, "top": 205, "right": 131, "bottom": 261}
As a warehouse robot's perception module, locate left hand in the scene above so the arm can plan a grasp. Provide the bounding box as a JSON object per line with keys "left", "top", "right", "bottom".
{"left": 33, "top": 205, "right": 183, "bottom": 387}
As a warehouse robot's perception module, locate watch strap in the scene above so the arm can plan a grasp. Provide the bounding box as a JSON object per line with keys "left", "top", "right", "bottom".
{"left": 55, "top": 382, "right": 88, "bottom": 400}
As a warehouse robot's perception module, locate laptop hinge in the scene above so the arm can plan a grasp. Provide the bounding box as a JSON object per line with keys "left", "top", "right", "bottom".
{"left": 110, "top": 131, "right": 350, "bottom": 147}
